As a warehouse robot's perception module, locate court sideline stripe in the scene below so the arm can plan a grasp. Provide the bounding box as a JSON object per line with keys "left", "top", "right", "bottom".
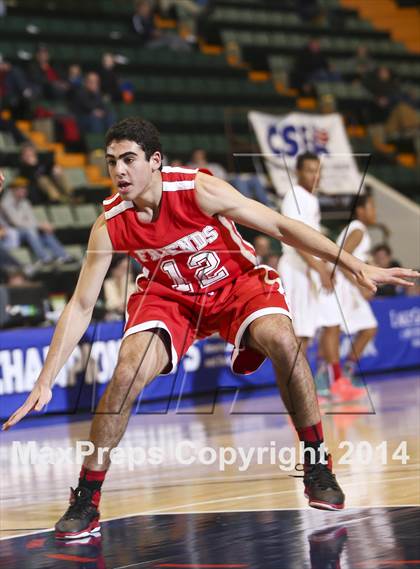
{"left": 1, "top": 501, "right": 418, "bottom": 541}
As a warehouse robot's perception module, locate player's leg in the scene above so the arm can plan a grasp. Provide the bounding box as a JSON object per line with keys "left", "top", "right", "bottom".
{"left": 246, "top": 313, "right": 345, "bottom": 510}
{"left": 297, "top": 336, "right": 309, "bottom": 354}
{"left": 350, "top": 327, "right": 377, "bottom": 361}
{"left": 339, "top": 281, "right": 378, "bottom": 384}
{"left": 315, "top": 284, "right": 365, "bottom": 401}
{"left": 55, "top": 330, "right": 170, "bottom": 539}
{"left": 344, "top": 326, "right": 377, "bottom": 381}
{"left": 247, "top": 314, "right": 320, "bottom": 428}
{"left": 84, "top": 329, "right": 169, "bottom": 470}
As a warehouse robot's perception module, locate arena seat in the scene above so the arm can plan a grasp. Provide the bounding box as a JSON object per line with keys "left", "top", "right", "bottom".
{"left": 11, "top": 247, "right": 33, "bottom": 265}
{"left": 73, "top": 204, "right": 99, "bottom": 228}
{"left": 48, "top": 205, "right": 75, "bottom": 229}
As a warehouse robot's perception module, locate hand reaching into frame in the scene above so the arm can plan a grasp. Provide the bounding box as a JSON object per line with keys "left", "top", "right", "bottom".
{"left": 2, "top": 382, "right": 52, "bottom": 431}
{"left": 356, "top": 264, "right": 420, "bottom": 295}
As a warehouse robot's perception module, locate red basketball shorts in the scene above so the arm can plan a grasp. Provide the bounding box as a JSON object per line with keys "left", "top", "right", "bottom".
{"left": 124, "top": 265, "right": 291, "bottom": 375}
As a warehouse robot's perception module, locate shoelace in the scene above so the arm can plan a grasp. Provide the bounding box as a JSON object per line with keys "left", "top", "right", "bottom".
{"left": 291, "top": 463, "right": 340, "bottom": 491}
{"left": 63, "top": 487, "right": 94, "bottom": 519}
{"left": 305, "top": 463, "right": 340, "bottom": 491}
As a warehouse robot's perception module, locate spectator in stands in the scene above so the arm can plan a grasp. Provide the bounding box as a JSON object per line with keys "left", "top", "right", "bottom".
{"left": 351, "top": 45, "right": 375, "bottom": 83}
{"left": 98, "top": 54, "right": 122, "bottom": 103}
{"left": 29, "top": 44, "right": 66, "bottom": 101}
{"left": 385, "top": 84, "right": 420, "bottom": 141}
{"left": 188, "top": 149, "right": 269, "bottom": 205}
{"left": 0, "top": 228, "right": 22, "bottom": 282}
{"left": 188, "top": 148, "right": 227, "bottom": 179}
{"left": 5, "top": 268, "right": 32, "bottom": 287}
{"left": 290, "top": 39, "right": 334, "bottom": 96}
{"left": 19, "top": 142, "right": 74, "bottom": 203}
{"left": 66, "top": 63, "right": 83, "bottom": 95}
{"left": 169, "top": 158, "right": 185, "bottom": 167}
{"left": 70, "top": 71, "right": 116, "bottom": 134}
{"left": 0, "top": 170, "right": 21, "bottom": 280}
{"left": 159, "top": 0, "right": 208, "bottom": 43}
{"left": 132, "top": 0, "right": 191, "bottom": 50}
{"left": 1, "top": 177, "right": 73, "bottom": 266}
{"left": 254, "top": 235, "right": 271, "bottom": 264}
{"left": 372, "top": 243, "right": 402, "bottom": 296}
{"left": 0, "top": 116, "right": 29, "bottom": 144}
{"left": 0, "top": 208, "right": 18, "bottom": 248}
{"left": 104, "top": 255, "right": 136, "bottom": 320}
{"left": 0, "top": 55, "right": 33, "bottom": 118}
{"left": 296, "top": 0, "right": 323, "bottom": 24}
{"left": 266, "top": 252, "right": 281, "bottom": 270}
{"left": 364, "top": 66, "right": 400, "bottom": 124}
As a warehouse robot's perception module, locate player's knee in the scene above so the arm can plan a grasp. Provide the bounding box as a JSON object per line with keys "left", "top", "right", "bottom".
{"left": 109, "top": 362, "right": 151, "bottom": 407}
{"left": 264, "top": 332, "right": 298, "bottom": 360}
{"left": 365, "top": 327, "right": 377, "bottom": 340}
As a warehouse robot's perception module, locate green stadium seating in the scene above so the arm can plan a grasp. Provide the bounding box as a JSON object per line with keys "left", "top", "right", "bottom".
{"left": 62, "top": 168, "right": 89, "bottom": 189}
{"left": 11, "top": 247, "right": 33, "bottom": 265}
{"left": 33, "top": 206, "right": 50, "bottom": 225}
{"left": 73, "top": 204, "right": 99, "bottom": 228}
{"left": 48, "top": 205, "right": 75, "bottom": 228}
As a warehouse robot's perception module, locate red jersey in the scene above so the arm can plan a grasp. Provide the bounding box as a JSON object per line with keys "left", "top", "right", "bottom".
{"left": 103, "top": 166, "right": 256, "bottom": 294}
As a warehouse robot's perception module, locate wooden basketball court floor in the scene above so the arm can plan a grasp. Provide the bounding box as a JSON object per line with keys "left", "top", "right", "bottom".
{"left": 0, "top": 371, "right": 419, "bottom": 568}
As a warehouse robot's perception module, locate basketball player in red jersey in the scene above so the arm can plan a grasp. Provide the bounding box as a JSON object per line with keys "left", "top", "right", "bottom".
{"left": 2, "top": 119, "right": 418, "bottom": 539}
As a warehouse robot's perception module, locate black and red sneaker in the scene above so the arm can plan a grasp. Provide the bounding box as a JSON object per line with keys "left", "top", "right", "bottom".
{"left": 304, "top": 454, "right": 345, "bottom": 511}
{"left": 55, "top": 487, "right": 101, "bottom": 540}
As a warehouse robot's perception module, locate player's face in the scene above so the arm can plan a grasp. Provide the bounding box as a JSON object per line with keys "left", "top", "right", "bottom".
{"left": 297, "top": 159, "right": 321, "bottom": 193}
{"left": 365, "top": 197, "right": 376, "bottom": 225}
{"left": 106, "top": 140, "right": 161, "bottom": 201}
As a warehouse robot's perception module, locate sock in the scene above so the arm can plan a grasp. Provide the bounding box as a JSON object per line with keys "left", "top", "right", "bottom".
{"left": 328, "top": 362, "right": 342, "bottom": 383}
{"left": 297, "top": 421, "right": 325, "bottom": 465}
{"left": 78, "top": 466, "right": 107, "bottom": 505}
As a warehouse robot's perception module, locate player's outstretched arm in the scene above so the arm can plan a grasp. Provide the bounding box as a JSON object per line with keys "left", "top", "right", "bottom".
{"left": 195, "top": 172, "right": 419, "bottom": 293}
{"left": 2, "top": 214, "right": 114, "bottom": 430}
{"left": 0, "top": 170, "right": 5, "bottom": 193}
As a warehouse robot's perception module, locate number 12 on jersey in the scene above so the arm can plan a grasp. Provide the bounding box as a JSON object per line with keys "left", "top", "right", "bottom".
{"left": 161, "top": 251, "right": 229, "bottom": 292}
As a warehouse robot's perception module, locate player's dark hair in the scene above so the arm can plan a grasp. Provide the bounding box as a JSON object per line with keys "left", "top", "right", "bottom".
{"left": 352, "top": 189, "right": 372, "bottom": 213}
{"left": 372, "top": 243, "right": 392, "bottom": 256}
{"left": 105, "top": 117, "right": 162, "bottom": 161}
{"left": 296, "top": 152, "right": 320, "bottom": 170}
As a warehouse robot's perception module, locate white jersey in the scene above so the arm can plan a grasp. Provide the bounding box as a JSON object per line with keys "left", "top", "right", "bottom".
{"left": 335, "top": 220, "right": 377, "bottom": 334}
{"left": 279, "top": 185, "right": 333, "bottom": 337}
{"left": 281, "top": 184, "right": 320, "bottom": 269}
{"left": 336, "top": 220, "right": 371, "bottom": 262}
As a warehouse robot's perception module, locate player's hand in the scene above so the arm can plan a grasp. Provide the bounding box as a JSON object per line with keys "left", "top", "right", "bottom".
{"left": 356, "top": 264, "right": 420, "bottom": 294}
{"left": 0, "top": 170, "right": 4, "bottom": 193}
{"left": 2, "top": 382, "right": 52, "bottom": 431}
{"left": 318, "top": 265, "right": 334, "bottom": 292}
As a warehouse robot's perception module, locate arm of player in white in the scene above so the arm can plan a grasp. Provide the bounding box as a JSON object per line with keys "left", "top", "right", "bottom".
{"left": 2, "top": 214, "right": 114, "bottom": 430}
{"left": 339, "top": 228, "right": 364, "bottom": 282}
{"left": 195, "top": 172, "right": 419, "bottom": 294}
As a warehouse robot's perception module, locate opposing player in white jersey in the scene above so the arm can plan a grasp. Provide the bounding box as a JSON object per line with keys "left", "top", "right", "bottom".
{"left": 278, "top": 152, "right": 355, "bottom": 400}
{"left": 336, "top": 192, "right": 378, "bottom": 379}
